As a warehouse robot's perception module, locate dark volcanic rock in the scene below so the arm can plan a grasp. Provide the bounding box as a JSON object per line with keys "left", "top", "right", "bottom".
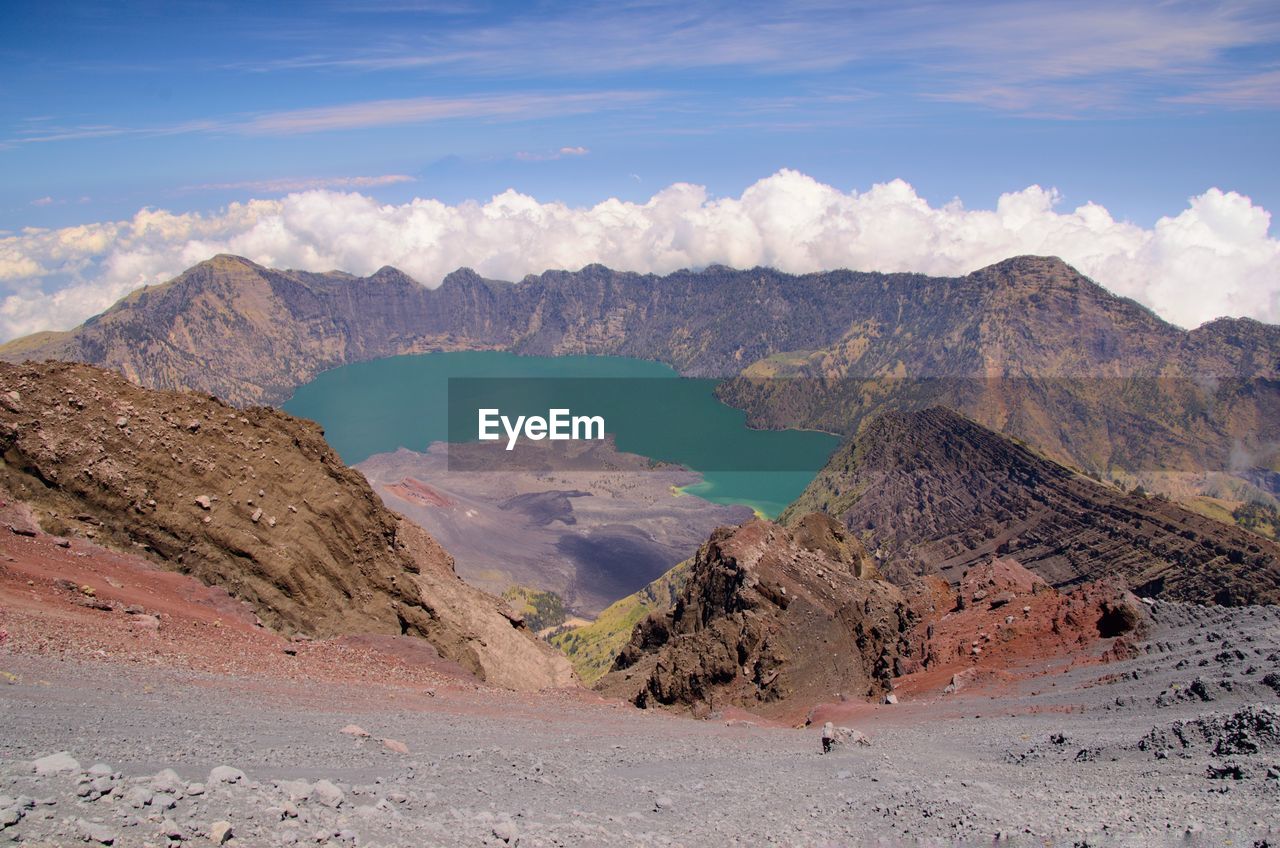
{"left": 596, "top": 514, "right": 910, "bottom": 717}
{"left": 784, "top": 407, "right": 1280, "bottom": 605}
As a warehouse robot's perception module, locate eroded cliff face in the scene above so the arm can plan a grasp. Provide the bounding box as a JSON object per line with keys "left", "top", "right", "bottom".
{"left": 596, "top": 514, "right": 911, "bottom": 717}
{"left": 0, "top": 360, "right": 574, "bottom": 691}
{"left": 784, "top": 407, "right": 1280, "bottom": 606}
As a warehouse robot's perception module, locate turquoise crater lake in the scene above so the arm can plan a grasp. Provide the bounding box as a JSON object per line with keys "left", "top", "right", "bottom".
{"left": 283, "top": 351, "right": 840, "bottom": 518}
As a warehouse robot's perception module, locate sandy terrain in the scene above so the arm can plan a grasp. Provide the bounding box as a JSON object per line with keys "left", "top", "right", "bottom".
{"left": 2, "top": 527, "right": 1278, "bottom": 847}
{"left": 358, "top": 443, "right": 751, "bottom": 615}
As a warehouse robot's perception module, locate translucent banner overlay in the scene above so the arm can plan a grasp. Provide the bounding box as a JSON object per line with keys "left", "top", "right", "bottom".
{"left": 445, "top": 377, "right": 842, "bottom": 472}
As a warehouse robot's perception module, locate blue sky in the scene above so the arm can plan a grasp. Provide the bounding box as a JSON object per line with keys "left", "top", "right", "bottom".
{"left": 3, "top": 0, "right": 1279, "bottom": 231}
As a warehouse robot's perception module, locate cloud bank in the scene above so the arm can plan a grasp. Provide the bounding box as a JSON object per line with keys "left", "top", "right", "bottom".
{"left": 2, "top": 170, "right": 1277, "bottom": 342}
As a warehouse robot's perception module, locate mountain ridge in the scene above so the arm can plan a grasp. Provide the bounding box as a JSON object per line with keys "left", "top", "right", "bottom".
{"left": 783, "top": 406, "right": 1280, "bottom": 605}
{"left": 4, "top": 254, "right": 1277, "bottom": 508}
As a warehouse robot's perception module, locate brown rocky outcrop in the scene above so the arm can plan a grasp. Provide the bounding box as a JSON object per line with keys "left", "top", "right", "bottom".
{"left": 0, "top": 360, "right": 574, "bottom": 691}
{"left": 894, "top": 556, "right": 1152, "bottom": 696}
{"left": 596, "top": 514, "right": 911, "bottom": 717}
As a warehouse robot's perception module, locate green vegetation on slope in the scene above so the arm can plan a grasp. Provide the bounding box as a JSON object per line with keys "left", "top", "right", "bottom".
{"left": 1234, "top": 501, "right": 1280, "bottom": 541}
{"left": 547, "top": 559, "right": 691, "bottom": 683}
{"left": 501, "top": 586, "right": 567, "bottom": 632}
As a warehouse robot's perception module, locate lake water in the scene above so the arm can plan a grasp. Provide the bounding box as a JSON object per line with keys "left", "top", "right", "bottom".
{"left": 283, "top": 351, "right": 840, "bottom": 518}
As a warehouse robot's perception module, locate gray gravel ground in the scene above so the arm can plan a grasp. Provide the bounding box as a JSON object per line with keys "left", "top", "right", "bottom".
{"left": 2, "top": 600, "right": 1278, "bottom": 847}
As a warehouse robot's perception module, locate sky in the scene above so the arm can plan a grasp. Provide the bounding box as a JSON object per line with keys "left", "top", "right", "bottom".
{"left": 1, "top": 0, "right": 1279, "bottom": 340}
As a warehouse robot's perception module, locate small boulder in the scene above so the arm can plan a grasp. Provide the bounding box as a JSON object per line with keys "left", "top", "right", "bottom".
{"left": 195, "top": 495, "right": 212, "bottom": 510}
{"left": 208, "top": 765, "right": 245, "bottom": 785}
{"left": 382, "top": 738, "right": 409, "bottom": 754}
{"left": 32, "top": 751, "right": 80, "bottom": 775}
{"left": 275, "top": 779, "right": 312, "bottom": 802}
{"left": 150, "top": 768, "right": 185, "bottom": 794}
{"left": 339, "top": 724, "right": 370, "bottom": 738}
{"left": 75, "top": 818, "right": 116, "bottom": 845}
{"left": 208, "top": 820, "right": 233, "bottom": 845}
{"left": 311, "top": 779, "right": 344, "bottom": 809}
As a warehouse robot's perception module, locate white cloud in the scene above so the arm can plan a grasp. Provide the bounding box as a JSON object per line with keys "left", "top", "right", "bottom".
{"left": 1, "top": 169, "right": 1277, "bottom": 342}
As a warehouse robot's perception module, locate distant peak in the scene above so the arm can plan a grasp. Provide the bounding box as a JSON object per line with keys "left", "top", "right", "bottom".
{"left": 971, "top": 255, "right": 1078, "bottom": 278}
{"left": 200, "top": 254, "right": 261, "bottom": 270}
{"left": 440, "top": 267, "right": 485, "bottom": 286}
{"left": 369, "top": 265, "right": 415, "bottom": 282}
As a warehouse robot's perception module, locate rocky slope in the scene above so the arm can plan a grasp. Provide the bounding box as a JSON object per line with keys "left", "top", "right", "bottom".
{"left": 596, "top": 514, "right": 911, "bottom": 717}
{"left": 720, "top": 256, "right": 1280, "bottom": 504}
{"left": 784, "top": 406, "right": 1280, "bottom": 605}
{"left": 0, "top": 360, "right": 573, "bottom": 690}
{"left": 5, "top": 255, "right": 1276, "bottom": 507}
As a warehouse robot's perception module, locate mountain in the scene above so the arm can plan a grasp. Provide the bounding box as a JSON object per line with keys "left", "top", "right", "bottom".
{"left": 719, "top": 256, "right": 1280, "bottom": 504}
{"left": 0, "top": 360, "right": 575, "bottom": 690}
{"left": 3, "top": 254, "right": 1277, "bottom": 506}
{"left": 783, "top": 407, "right": 1280, "bottom": 605}
{"left": 595, "top": 513, "right": 911, "bottom": 717}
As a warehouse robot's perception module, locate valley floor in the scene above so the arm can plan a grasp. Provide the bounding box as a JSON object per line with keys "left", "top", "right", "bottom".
{"left": 2, "top": 535, "right": 1279, "bottom": 847}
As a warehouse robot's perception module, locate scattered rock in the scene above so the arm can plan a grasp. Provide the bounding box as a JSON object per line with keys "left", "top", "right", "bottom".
{"left": 208, "top": 765, "right": 245, "bottom": 785}
{"left": 311, "top": 779, "right": 344, "bottom": 808}
{"left": 150, "top": 768, "right": 185, "bottom": 794}
{"left": 32, "top": 751, "right": 79, "bottom": 775}
{"left": 382, "top": 737, "right": 409, "bottom": 754}
{"left": 195, "top": 495, "right": 212, "bottom": 510}
{"left": 275, "top": 779, "right": 312, "bottom": 802}
{"left": 75, "top": 818, "right": 116, "bottom": 845}
{"left": 493, "top": 820, "right": 520, "bottom": 843}
{"left": 208, "top": 820, "right": 233, "bottom": 845}
{"left": 339, "top": 724, "right": 370, "bottom": 738}
{"left": 124, "top": 787, "right": 153, "bottom": 809}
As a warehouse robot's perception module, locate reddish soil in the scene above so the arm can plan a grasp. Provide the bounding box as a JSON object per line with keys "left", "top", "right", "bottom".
{"left": 0, "top": 525, "right": 466, "bottom": 691}
{"left": 384, "top": 477, "right": 454, "bottom": 508}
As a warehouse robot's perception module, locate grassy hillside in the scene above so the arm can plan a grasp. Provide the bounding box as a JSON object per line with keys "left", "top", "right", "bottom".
{"left": 548, "top": 559, "right": 691, "bottom": 683}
